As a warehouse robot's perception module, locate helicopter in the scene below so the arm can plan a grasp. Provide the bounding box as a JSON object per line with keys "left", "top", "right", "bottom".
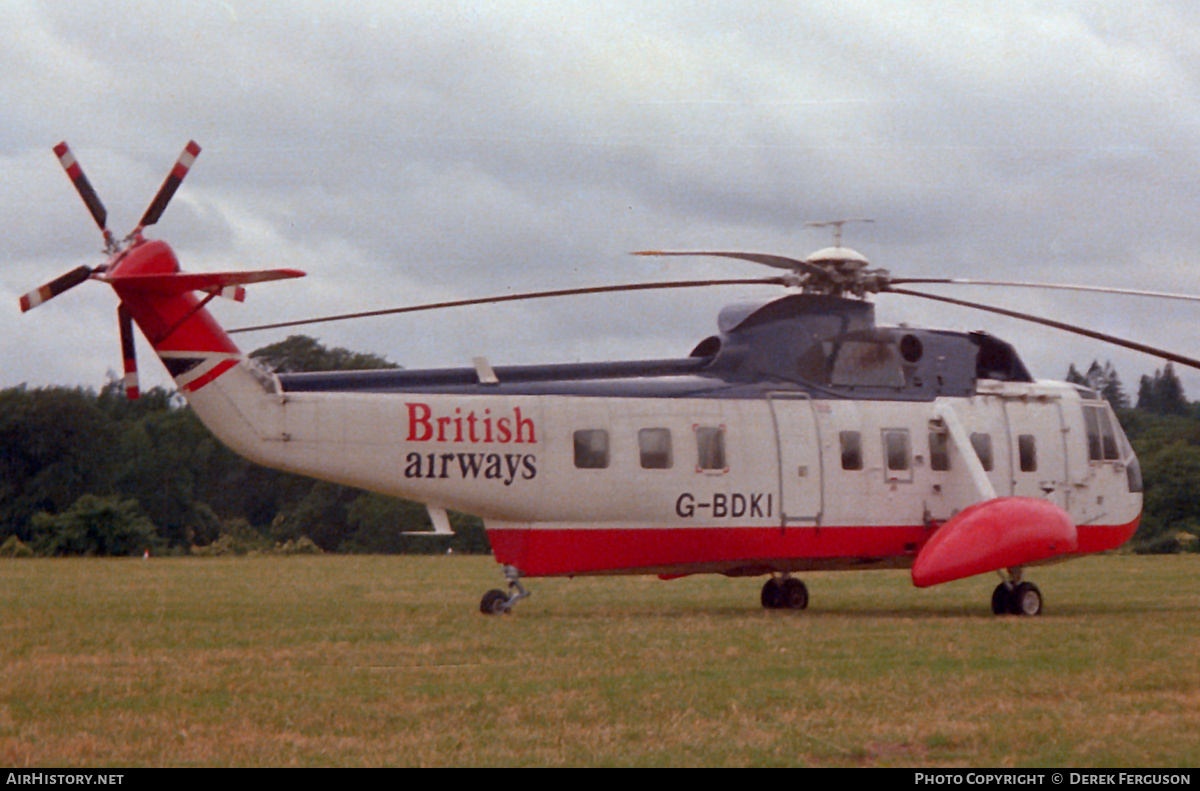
{"left": 22, "top": 141, "right": 1200, "bottom": 617}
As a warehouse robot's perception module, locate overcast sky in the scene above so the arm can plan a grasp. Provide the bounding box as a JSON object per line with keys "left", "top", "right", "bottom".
{"left": 6, "top": 0, "right": 1200, "bottom": 399}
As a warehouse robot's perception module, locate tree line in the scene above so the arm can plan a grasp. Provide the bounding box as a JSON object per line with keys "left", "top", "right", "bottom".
{"left": 1, "top": 343, "right": 1197, "bottom": 557}
{"left": 0, "top": 336, "right": 488, "bottom": 558}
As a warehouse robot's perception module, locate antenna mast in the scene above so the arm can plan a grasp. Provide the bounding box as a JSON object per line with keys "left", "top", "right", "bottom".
{"left": 805, "top": 218, "right": 874, "bottom": 247}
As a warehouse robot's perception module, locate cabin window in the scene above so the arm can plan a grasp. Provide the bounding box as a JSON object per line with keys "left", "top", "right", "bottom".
{"left": 883, "top": 429, "right": 912, "bottom": 481}
{"left": 929, "top": 431, "right": 950, "bottom": 471}
{"left": 883, "top": 430, "right": 910, "bottom": 470}
{"left": 639, "top": 428, "right": 673, "bottom": 469}
{"left": 1018, "top": 434, "right": 1037, "bottom": 472}
{"left": 695, "top": 426, "right": 727, "bottom": 470}
{"left": 573, "top": 429, "right": 609, "bottom": 469}
{"left": 970, "top": 432, "right": 994, "bottom": 472}
{"left": 840, "top": 431, "right": 863, "bottom": 471}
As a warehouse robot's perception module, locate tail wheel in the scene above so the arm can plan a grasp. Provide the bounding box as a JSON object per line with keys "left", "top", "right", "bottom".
{"left": 480, "top": 588, "right": 509, "bottom": 615}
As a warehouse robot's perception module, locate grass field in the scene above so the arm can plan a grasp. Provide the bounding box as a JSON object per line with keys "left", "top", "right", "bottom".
{"left": 1, "top": 553, "right": 1198, "bottom": 767}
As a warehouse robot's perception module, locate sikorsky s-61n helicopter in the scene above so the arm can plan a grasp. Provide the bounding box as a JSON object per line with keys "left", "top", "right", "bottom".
{"left": 23, "top": 142, "right": 1200, "bottom": 616}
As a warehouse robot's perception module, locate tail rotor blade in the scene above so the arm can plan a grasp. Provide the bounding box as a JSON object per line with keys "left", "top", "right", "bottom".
{"left": 138, "top": 140, "right": 201, "bottom": 230}
{"left": 53, "top": 142, "right": 113, "bottom": 247}
{"left": 118, "top": 305, "right": 139, "bottom": 399}
{"left": 19, "top": 265, "right": 93, "bottom": 312}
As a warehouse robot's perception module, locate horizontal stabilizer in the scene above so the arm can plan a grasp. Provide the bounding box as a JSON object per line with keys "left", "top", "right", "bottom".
{"left": 103, "top": 269, "right": 305, "bottom": 294}
{"left": 911, "top": 498, "right": 1077, "bottom": 588}
{"left": 403, "top": 506, "right": 455, "bottom": 536}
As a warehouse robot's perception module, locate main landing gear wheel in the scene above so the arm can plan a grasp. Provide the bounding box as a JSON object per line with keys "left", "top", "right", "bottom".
{"left": 479, "top": 565, "right": 531, "bottom": 615}
{"left": 761, "top": 577, "right": 808, "bottom": 610}
{"left": 991, "top": 581, "right": 1043, "bottom": 616}
{"left": 1010, "top": 582, "right": 1042, "bottom": 616}
{"left": 991, "top": 583, "right": 1012, "bottom": 615}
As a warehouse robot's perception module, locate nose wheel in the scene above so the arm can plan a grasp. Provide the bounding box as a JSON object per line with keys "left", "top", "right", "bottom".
{"left": 761, "top": 576, "right": 809, "bottom": 610}
{"left": 991, "top": 574, "right": 1042, "bottom": 616}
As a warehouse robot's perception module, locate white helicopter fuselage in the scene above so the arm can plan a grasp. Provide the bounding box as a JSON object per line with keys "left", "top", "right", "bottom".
{"left": 187, "top": 356, "right": 1141, "bottom": 579}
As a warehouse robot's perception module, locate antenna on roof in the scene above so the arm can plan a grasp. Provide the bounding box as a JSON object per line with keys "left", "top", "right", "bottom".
{"left": 805, "top": 218, "right": 874, "bottom": 247}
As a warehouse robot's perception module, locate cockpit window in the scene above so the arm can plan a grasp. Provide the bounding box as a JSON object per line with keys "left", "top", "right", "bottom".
{"left": 1084, "top": 407, "right": 1102, "bottom": 460}
{"left": 1096, "top": 408, "right": 1120, "bottom": 460}
{"left": 1084, "top": 404, "right": 1120, "bottom": 461}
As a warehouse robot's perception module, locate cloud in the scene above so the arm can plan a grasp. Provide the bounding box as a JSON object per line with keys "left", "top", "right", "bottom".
{"left": 4, "top": 0, "right": 1200, "bottom": 400}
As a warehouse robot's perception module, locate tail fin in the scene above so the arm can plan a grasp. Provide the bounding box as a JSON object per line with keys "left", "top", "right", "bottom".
{"left": 105, "top": 239, "right": 303, "bottom": 394}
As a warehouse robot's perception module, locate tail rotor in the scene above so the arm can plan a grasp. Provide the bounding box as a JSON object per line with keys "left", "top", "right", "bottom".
{"left": 19, "top": 142, "right": 120, "bottom": 313}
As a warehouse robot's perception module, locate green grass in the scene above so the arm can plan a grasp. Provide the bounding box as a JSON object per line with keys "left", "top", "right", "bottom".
{"left": 1, "top": 554, "right": 1198, "bottom": 767}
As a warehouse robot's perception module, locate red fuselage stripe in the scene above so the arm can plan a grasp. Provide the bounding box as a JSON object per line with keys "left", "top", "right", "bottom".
{"left": 486, "top": 520, "right": 1140, "bottom": 578}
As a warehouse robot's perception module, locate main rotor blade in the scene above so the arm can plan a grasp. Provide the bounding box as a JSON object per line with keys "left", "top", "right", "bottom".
{"left": 889, "top": 287, "right": 1200, "bottom": 371}
{"left": 892, "top": 277, "right": 1200, "bottom": 304}
{"left": 53, "top": 142, "right": 111, "bottom": 243}
{"left": 635, "top": 250, "right": 828, "bottom": 279}
{"left": 18, "top": 265, "right": 93, "bottom": 312}
{"left": 138, "top": 141, "right": 201, "bottom": 230}
{"left": 228, "top": 277, "right": 788, "bottom": 334}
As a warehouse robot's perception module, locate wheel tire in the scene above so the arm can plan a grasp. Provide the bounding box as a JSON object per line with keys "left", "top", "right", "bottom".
{"left": 1009, "top": 582, "right": 1042, "bottom": 616}
{"left": 761, "top": 578, "right": 784, "bottom": 609}
{"left": 991, "top": 583, "right": 1013, "bottom": 615}
{"left": 781, "top": 578, "right": 809, "bottom": 610}
{"left": 480, "top": 588, "right": 509, "bottom": 615}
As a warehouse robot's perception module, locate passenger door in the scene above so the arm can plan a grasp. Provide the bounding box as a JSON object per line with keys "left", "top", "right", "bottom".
{"left": 767, "top": 393, "right": 823, "bottom": 527}
{"left": 1003, "top": 397, "right": 1069, "bottom": 509}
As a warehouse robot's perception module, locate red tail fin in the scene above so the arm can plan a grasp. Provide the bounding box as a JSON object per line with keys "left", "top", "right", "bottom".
{"left": 106, "top": 239, "right": 304, "bottom": 393}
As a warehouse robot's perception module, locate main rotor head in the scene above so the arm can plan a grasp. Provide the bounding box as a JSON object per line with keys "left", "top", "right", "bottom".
{"left": 635, "top": 247, "right": 893, "bottom": 298}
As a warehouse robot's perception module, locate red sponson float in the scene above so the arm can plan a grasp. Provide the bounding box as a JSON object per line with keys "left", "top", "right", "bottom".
{"left": 911, "top": 497, "right": 1078, "bottom": 588}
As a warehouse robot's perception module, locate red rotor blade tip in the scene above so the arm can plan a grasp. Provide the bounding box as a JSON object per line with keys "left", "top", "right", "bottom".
{"left": 139, "top": 140, "right": 202, "bottom": 229}
{"left": 53, "top": 142, "right": 109, "bottom": 233}
{"left": 18, "top": 265, "right": 93, "bottom": 312}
